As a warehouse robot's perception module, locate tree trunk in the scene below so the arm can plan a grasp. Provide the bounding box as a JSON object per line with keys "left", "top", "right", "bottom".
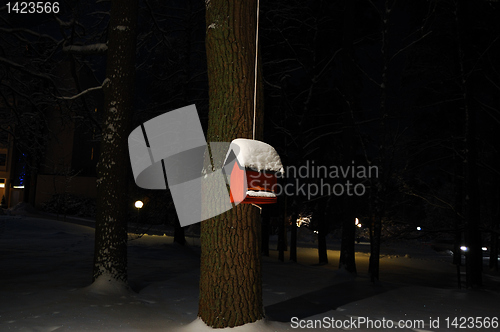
{"left": 278, "top": 196, "right": 288, "bottom": 261}
{"left": 455, "top": 0, "right": 482, "bottom": 288}
{"left": 338, "top": 0, "right": 358, "bottom": 275}
{"left": 451, "top": 133, "right": 464, "bottom": 287}
{"left": 339, "top": 208, "right": 356, "bottom": 273}
{"left": 290, "top": 212, "right": 297, "bottom": 262}
{"left": 464, "top": 97, "right": 482, "bottom": 288}
{"left": 368, "top": 214, "right": 382, "bottom": 282}
{"left": 198, "top": 0, "right": 264, "bottom": 327}
{"left": 453, "top": 200, "right": 463, "bottom": 287}
{"left": 278, "top": 212, "right": 286, "bottom": 262}
{"left": 22, "top": 167, "right": 37, "bottom": 207}
{"left": 489, "top": 184, "right": 499, "bottom": 272}
{"left": 174, "top": 216, "right": 186, "bottom": 246}
{"left": 317, "top": 202, "right": 328, "bottom": 265}
{"left": 317, "top": 228, "right": 328, "bottom": 265}
{"left": 261, "top": 206, "right": 270, "bottom": 257}
{"left": 490, "top": 226, "right": 498, "bottom": 272}
{"left": 92, "top": 0, "right": 138, "bottom": 284}
{"left": 368, "top": 0, "right": 390, "bottom": 283}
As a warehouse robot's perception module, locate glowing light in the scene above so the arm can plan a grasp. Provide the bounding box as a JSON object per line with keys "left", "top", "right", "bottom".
{"left": 355, "top": 218, "right": 362, "bottom": 228}
{"left": 416, "top": 226, "right": 421, "bottom": 231}
{"left": 134, "top": 200, "right": 144, "bottom": 209}
{"left": 460, "top": 246, "right": 468, "bottom": 252}
{"left": 313, "top": 230, "right": 318, "bottom": 234}
{"left": 482, "top": 247, "right": 488, "bottom": 251}
{"left": 296, "top": 214, "right": 311, "bottom": 228}
{"left": 13, "top": 185, "right": 24, "bottom": 189}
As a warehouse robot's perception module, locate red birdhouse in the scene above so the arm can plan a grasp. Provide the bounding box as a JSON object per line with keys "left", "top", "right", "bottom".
{"left": 223, "top": 139, "right": 283, "bottom": 205}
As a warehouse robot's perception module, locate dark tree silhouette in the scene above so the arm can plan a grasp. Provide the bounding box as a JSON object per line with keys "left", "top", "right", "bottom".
{"left": 93, "top": 0, "right": 138, "bottom": 284}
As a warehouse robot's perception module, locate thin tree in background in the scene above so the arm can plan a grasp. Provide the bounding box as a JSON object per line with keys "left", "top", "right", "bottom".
{"left": 198, "top": 0, "right": 265, "bottom": 328}
{"left": 455, "top": 0, "right": 482, "bottom": 288}
{"left": 338, "top": 0, "right": 359, "bottom": 274}
{"left": 93, "top": 0, "right": 138, "bottom": 284}
{"left": 367, "top": 0, "right": 392, "bottom": 283}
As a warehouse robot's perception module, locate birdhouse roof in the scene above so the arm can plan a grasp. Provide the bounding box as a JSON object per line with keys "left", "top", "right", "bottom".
{"left": 228, "top": 138, "right": 284, "bottom": 174}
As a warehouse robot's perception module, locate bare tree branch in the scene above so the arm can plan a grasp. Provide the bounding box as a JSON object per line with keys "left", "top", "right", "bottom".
{"left": 58, "top": 79, "right": 109, "bottom": 100}
{"left": 62, "top": 43, "right": 108, "bottom": 55}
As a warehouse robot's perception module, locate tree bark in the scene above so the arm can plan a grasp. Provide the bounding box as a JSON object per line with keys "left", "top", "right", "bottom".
{"left": 489, "top": 225, "right": 498, "bottom": 272}
{"left": 92, "top": 0, "right": 138, "bottom": 283}
{"left": 278, "top": 211, "right": 286, "bottom": 262}
{"left": 198, "top": 0, "right": 264, "bottom": 327}
{"left": 261, "top": 206, "right": 270, "bottom": 257}
{"left": 339, "top": 208, "right": 356, "bottom": 273}
{"left": 174, "top": 216, "right": 186, "bottom": 246}
{"left": 454, "top": 0, "right": 482, "bottom": 288}
{"left": 368, "top": 214, "right": 382, "bottom": 282}
{"left": 368, "top": 0, "right": 391, "bottom": 283}
{"left": 317, "top": 201, "right": 328, "bottom": 265}
{"left": 338, "top": 0, "right": 358, "bottom": 275}
{"left": 453, "top": 171, "right": 464, "bottom": 286}
{"left": 464, "top": 94, "right": 482, "bottom": 288}
{"left": 290, "top": 212, "right": 297, "bottom": 262}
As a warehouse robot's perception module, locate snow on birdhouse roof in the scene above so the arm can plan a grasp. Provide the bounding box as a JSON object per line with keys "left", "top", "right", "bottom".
{"left": 229, "top": 138, "right": 284, "bottom": 173}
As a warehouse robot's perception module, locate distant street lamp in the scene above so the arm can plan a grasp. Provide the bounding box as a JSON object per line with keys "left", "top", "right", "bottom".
{"left": 134, "top": 200, "right": 144, "bottom": 223}
{"left": 355, "top": 218, "right": 362, "bottom": 243}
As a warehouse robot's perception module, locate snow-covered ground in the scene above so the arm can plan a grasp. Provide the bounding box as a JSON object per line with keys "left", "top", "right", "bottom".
{"left": 0, "top": 213, "right": 499, "bottom": 331}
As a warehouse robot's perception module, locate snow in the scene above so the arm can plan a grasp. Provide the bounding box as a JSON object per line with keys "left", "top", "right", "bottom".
{"left": 62, "top": 43, "right": 108, "bottom": 54}
{"left": 246, "top": 190, "right": 276, "bottom": 197}
{"left": 0, "top": 215, "right": 499, "bottom": 331}
{"left": 229, "top": 138, "right": 284, "bottom": 173}
{"left": 7, "top": 202, "right": 36, "bottom": 215}
{"left": 85, "top": 273, "right": 132, "bottom": 296}
{"left": 175, "top": 318, "right": 284, "bottom": 332}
